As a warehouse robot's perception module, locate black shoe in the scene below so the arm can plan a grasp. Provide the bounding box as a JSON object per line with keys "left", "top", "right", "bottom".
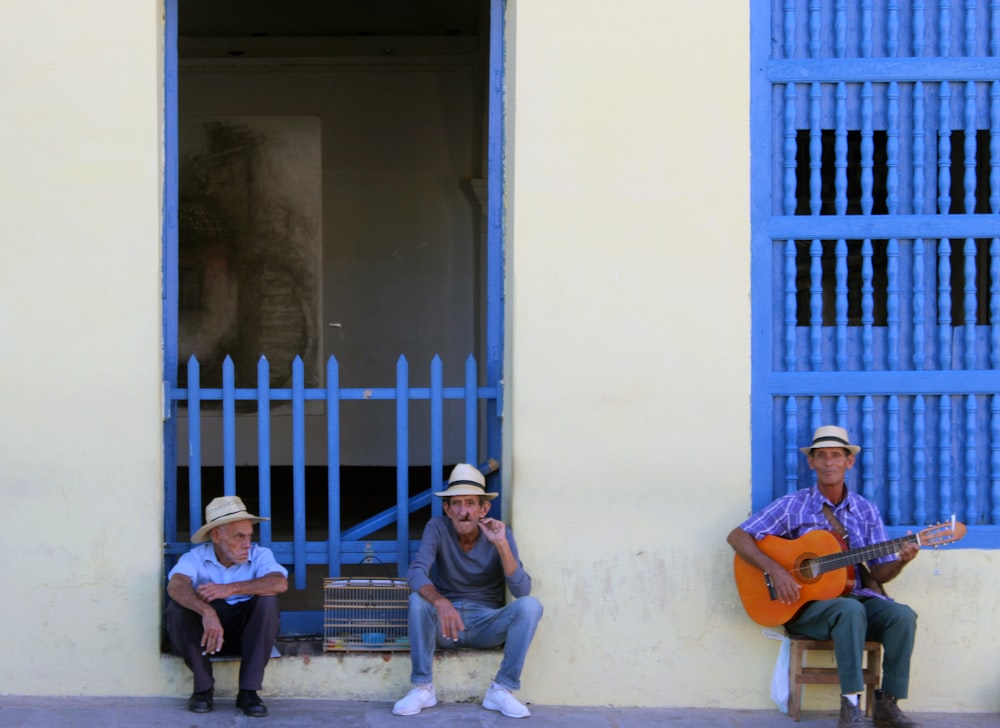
{"left": 187, "top": 688, "right": 213, "bottom": 713}
{"left": 236, "top": 689, "right": 269, "bottom": 718}
{"left": 838, "top": 695, "right": 868, "bottom": 727}
{"left": 873, "top": 690, "right": 921, "bottom": 728}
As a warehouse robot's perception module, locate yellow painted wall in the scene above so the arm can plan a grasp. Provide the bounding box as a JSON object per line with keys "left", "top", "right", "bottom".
{"left": 0, "top": 0, "right": 166, "bottom": 695}
{"left": 505, "top": 0, "right": 757, "bottom": 707}
{"left": 0, "top": 0, "right": 998, "bottom": 714}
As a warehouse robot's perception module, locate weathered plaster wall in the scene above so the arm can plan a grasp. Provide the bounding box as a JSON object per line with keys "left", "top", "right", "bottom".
{"left": 0, "top": 0, "right": 166, "bottom": 695}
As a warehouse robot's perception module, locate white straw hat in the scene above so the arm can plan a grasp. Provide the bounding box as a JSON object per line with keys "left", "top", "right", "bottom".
{"left": 434, "top": 463, "right": 498, "bottom": 500}
{"left": 191, "top": 495, "right": 268, "bottom": 543}
{"left": 799, "top": 425, "right": 861, "bottom": 456}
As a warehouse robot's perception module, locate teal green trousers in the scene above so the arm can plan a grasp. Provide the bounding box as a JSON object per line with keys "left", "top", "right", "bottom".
{"left": 785, "top": 596, "right": 917, "bottom": 699}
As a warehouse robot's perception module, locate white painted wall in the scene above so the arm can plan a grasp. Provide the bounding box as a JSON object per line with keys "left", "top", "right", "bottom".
{"left": 0, "top": 0, "right": 997, "bottom": 714}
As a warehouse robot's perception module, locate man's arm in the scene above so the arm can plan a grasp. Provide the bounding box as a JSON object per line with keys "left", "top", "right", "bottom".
{"left": 478, "top": 517, "right": 532, "bottom": 597}
{"left": 416, "top": 582, "right": 464, "bottom": 642}
{"left": 406, "top": 520, "right": 465, "bottom": 640}
{"left": 726, "top": 527, "right": 801, "bottom": 605}
{"left": 479, "top": 518, "right": 518, "bottom": 575}
{"left": 869, "top": 539, "right": 919, "bottom": 583}
{"left": 167, "top": 573, "right": 225, "bottom": 654}
{"left": 195, "top": 572, "right": 288, "bottom": 603}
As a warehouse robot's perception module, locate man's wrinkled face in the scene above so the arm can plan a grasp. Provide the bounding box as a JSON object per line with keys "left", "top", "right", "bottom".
{"left": 212, "top": 520, "right": 254, "bottom": 567}
{"left": 808, "top": 447, "right": 855, "bottom": 488}
{"left": 443, "top": 495, "right": 490, "bottom": 536}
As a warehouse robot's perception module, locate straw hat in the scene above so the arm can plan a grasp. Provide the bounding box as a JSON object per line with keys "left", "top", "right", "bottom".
{"left": 191, "top": 495, "right": 268, "bottom": 543}
{"left": 434, "top": 463, "right": 498, "bottom": 500}
{"left": 799, "top": 425, "right": 861, "bottom": 456}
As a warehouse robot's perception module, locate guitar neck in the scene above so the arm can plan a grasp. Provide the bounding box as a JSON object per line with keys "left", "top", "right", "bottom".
{"left": 813, "top": 533, "right": 916, "bottom": 575}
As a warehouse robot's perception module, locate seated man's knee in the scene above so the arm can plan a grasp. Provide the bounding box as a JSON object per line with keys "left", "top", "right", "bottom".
{"left": 892, "top": 602, "right": 918, "bottom": 632}
{"left": 833, "top": 597, "right": 867, "bottom": 627}
{"left": 409, "top": 592, "right": 436, "bottom": 621}
{"left": 255, "top": 594, "right": 280, "bottom": 613}
{"left": 164, "top": 598, "right": 197, "bottom": 630}
{"left": 513, "top": 595, "right": 543, "bottom": 624}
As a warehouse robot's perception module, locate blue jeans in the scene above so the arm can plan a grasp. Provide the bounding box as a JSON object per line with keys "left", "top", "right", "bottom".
{"left": 407, "top": 592, "right": 543, "bottom": 691}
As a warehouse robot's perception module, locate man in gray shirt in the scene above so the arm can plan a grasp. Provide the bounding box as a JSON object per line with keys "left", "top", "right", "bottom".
{"left": 392, "top": 463, "right": 543, "bottom": 719}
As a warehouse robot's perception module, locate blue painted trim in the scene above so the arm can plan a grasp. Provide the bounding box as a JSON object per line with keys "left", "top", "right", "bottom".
{"left": 279, "top": 611, "right": 323, "bottom": 636}
{"left": 769, "top": 370, "right": 1000, "bottom": 395}
{"left": 257, "top": 358, "right": 273, "bottom": 545}
{"left": 396, "top": 356, "right": 410, "bottom": 574}
{"left": 430, "top": 356, "right": 444, "bottom": 520}
{"left": 326, "top": 356, "right": 341, "bottom": 574}
{"left": 465, "top": 355, "right": 478, "bottom": 464}
{"left": 768, "top": 215, "right": 1000, "bottom": 240}
{"left": 770, "top": 57, "right": 1000, "bottom": 83}
{"left": 293, "top": 358, "right": 307, "bottom": 590}
{"left": 165, "top": 540, "right": 423, "bottom": 559}
{"left": 162, "top": 0, "right": 179, "bottom": 545}
{"left": 187, "top": 358, "right": 202, "bottom": 533}
{"left": 486, "top": 0, "right": 505, "bottom": 515}
{"left": 222, "top": 357, "right": 236, "bottom": 496}
{"left": 750, "top": 0, "right": 776, "bottom": 514}
{"left": 168, "top": 384, "right": 499, "bottom": 401}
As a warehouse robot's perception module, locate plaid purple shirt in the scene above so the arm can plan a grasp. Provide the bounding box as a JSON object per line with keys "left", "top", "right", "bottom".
{"left": 738, "top": 485, "right": 896, "bottom": 599}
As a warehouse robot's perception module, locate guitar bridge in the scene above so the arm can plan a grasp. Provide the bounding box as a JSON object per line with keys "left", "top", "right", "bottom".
{"left": 763, "top": 571, "right": 777, "bottom": 601}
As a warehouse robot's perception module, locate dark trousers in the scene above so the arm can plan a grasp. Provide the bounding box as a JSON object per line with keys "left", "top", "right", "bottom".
{"left": 786, "top": 596, "right": 917, "bottom": 699}
{"left": 164, "top": 595, "right": 281, "bottom": 692}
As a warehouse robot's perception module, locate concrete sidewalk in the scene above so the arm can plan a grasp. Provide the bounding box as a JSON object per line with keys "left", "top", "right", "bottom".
{"left": 0, "top": 696, "right": 997, "bottom": 728}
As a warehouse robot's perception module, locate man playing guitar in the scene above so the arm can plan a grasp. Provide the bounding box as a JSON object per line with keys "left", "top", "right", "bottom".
{"left": 727, "top": 425, "right": 921, "bottom": 728}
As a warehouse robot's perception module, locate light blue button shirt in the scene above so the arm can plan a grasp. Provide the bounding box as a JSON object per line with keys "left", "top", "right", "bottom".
{"left": 168, "top": 543, "right": 288, "bottom": 605}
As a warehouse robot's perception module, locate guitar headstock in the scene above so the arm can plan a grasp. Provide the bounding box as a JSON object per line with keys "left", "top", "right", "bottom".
{"left": 916, "top": 517, "right": 967, "bottom": 547}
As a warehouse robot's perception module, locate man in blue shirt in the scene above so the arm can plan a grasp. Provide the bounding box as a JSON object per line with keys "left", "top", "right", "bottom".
{"left": 165, "top": 496, "right": 288, "bottom": 717}
{"left": 392, "top": 463, "right": 543, "bottom": 719}
{"left": 727, "top": 426, "right": 920, "bottom": 728}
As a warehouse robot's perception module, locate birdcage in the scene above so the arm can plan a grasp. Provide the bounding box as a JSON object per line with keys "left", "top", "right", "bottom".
{"left": 323, "top": 577, "right": 410, "bottom": 652}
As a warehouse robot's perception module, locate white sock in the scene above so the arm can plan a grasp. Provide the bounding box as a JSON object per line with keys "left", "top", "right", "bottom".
{"left": 842, "top": 693, "right": 860, "bottom": 706}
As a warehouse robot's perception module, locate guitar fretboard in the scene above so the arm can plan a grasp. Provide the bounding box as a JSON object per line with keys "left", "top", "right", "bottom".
{"left": 799, "top": 534, "right": 917, "bottom": 576}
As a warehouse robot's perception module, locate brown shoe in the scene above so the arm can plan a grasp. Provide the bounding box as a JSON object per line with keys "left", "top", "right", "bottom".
{"left": 839, "top": 695, "right": 869, "bottom": 727}
{"left": 872, "top": 690, "right": 921, "bottom": 728}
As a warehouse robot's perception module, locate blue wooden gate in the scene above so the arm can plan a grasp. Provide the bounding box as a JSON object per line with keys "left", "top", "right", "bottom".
{"left": 161, "top": 0, "right": 508, "bottom": 629}
{"left": 751, "top": 0, "right": 1000, "bottom": 547}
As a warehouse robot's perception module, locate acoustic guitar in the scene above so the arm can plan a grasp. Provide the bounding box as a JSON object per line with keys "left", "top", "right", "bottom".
{"left": 733, "top": 520, "right": 966, "bottom": 626}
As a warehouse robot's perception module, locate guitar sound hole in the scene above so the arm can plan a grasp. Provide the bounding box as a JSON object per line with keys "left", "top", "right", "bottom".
{"left": 794, "top": 554, "right": 820, "bottom": 583}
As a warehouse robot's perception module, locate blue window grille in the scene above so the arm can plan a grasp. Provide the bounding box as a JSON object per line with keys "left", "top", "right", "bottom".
{"left": 751, "top": 0, "right": 1000, "bottom": 547}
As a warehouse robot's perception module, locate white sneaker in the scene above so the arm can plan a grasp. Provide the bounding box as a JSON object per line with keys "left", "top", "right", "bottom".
{"left": 482, "top": 682, "right": 531, "bottom": 718}
{"left": 392, "top": 684, "right": 437, "bottom": 716}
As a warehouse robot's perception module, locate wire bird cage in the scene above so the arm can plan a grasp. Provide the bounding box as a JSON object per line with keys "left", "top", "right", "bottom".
{"left": 323, "top": 578, "right": 410, "bottom": 652}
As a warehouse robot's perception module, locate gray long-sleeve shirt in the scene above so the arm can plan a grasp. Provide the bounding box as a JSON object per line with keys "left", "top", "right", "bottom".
{"left": 406, "top": 516, "right": 532, "bottom": 608}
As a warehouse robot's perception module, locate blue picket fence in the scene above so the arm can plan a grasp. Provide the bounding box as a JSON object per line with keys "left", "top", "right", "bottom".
{"left": 163, "top": 353, "right": 501, "bottom": 592}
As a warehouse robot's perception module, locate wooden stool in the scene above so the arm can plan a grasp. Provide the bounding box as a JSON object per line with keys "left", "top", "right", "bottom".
{"left": 786, "top": 635, "right": 881, "bottom": 721}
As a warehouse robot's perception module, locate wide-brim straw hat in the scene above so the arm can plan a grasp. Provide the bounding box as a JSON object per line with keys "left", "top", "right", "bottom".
{"left": 434, "top": 463, "right": 498, "bottom": 500}
{"left": 191, "top": 495, "right": 269, "bottom": 543}
{"left": 799, "top": 425, "right": 861, "bottom": 456}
